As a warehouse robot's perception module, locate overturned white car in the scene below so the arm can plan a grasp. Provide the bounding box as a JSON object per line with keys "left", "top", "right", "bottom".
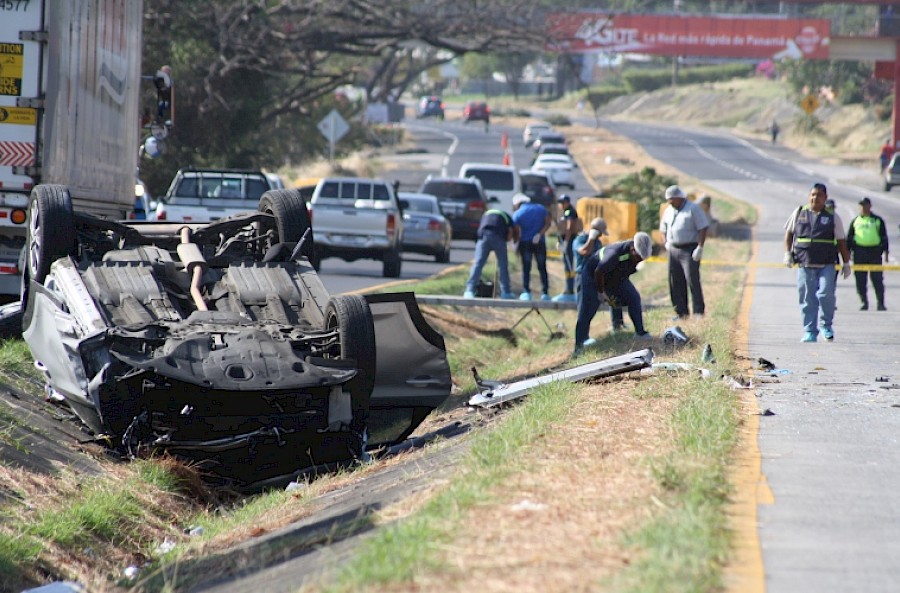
{"left": 22, "top": 185, "right": 451, "bottom": 490}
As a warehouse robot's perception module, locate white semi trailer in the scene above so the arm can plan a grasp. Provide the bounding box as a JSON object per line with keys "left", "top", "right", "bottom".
{"left": 0, "top": 0, "right": 147, "bottom": 297}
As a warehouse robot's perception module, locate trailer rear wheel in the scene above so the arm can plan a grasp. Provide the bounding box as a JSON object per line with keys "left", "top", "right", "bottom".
{"left": 258, "top": 189, "right": 314, "bottom": 260}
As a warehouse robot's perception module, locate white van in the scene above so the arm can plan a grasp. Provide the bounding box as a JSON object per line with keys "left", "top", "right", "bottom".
{"left": 457, "top": 163, "right": 520, "bottom": 212}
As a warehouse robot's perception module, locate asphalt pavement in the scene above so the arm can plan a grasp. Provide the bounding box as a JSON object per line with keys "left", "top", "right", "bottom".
{"left": 694, "top": 135, "right": 900, "bottom": 593}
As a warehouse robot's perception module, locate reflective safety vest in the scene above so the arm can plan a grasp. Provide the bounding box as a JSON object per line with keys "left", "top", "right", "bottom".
{"left": 851, "top": 215, "right": 882, "bottom": 247}
{"left": 793, "top": 205, "right": 837, "bottom": 266}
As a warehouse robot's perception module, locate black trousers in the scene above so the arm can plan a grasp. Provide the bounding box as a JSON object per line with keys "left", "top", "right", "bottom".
{"left": 668, "top": 243, "right": 705, "bottom": 316}
{"left": 852, "top": 246, "right": 885, "bottom": 306}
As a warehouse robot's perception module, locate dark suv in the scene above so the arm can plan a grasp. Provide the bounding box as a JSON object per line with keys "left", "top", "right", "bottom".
{"left": 419, "top": 176, "right": 487, "bottom": 240}
{"left": 417, "top": 96, "right": 445, "bottom": 119}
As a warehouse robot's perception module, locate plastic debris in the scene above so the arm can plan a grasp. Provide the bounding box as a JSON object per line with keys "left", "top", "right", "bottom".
{"left": 876, "top": 376, "right": 890, "bottom": 382}
{"left": 285, "top": 481, "right": 307, "bottom": 493}
{"left": 662, "top": 326, "right": 690, "bottom": 345}
{"left": 723, "top": 375, "right": 752, "bottom": 389}
{"left": 757, "top": 357, "right": 776, "bottom": 371}
{"left": 510, "top": 500, "right": 547, "bottom": 512}
{"left": 701, "top": 343, "right": 716, "bottom": 363}
{"left": 20, "top": 583, "right": 85, "bottom": 593}
{"left": 124, "top": 565, "right": 140, "bottom": 580}
{"left": 154, "top": 537, "right": 176, "bottom": 555}
{"left": 186, "top": 525, "right": 205, "bottom": 536}
{"left": 760, "top": 408, "right": 776, "bottom": 416}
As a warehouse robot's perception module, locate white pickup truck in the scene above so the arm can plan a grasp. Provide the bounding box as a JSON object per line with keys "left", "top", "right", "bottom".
{"left": 309, "top": 177, "right": 406, "bottom": 277}
{"left": 153, "top": 168, "right": 280, "bottom": 222}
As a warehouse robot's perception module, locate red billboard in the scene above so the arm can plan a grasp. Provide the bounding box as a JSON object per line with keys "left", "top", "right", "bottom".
{"left": 547, "top": 13, "right": 831, "bottom": 60}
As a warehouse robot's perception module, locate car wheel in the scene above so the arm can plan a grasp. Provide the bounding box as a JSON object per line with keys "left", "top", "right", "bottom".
{"left": 258, "top": 189, "right": 314, "bottom": 260}
{"left": 382, "top": 249, "right": 402, "bottom": 278}
{"left": 26, "top": 184, "right": 76, "bottom": 285}
{"left": 435, "top": 245, "right": 451, "bottom": 264}
{"left": 324, "top": 295, "right": 376, "bottom": 446}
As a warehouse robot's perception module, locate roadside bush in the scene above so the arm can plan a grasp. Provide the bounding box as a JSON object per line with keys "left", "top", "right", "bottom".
{"left": 622, "top": 63, "right": 754, "bottom": 93}
{"left": 544, "top": 113, "right": 571, "bottom": 127}
{"left": 607, "top": 166, "right": 679, "bottom": 232}
{"left": 585, "top": 87, "right": 629, "bottom": 110}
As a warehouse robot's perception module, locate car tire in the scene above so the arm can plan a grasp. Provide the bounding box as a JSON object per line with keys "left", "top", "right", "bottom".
{"left": 324, "top": 295, "right": 376, "bottom": 450}
{"left": 382, "top": 249, "right": 402, "bottom": 278}
{"left": 258, "top": 189, "right": 314, "bottom": 260}
{"left": 435, "top": 245, "right": 451, "bottom": 263}
{"left": 26, "top": 185, "right": 76, "bottom": 285}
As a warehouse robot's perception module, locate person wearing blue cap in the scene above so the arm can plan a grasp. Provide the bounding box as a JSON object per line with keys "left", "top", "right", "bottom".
{"left": 784, "top": 183, "right": 853, "bottom": 342}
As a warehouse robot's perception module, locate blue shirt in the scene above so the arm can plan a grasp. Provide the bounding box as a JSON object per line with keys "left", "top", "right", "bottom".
{"left": 572, "top": 231, "right": 601, "bottom": 273}
{"left": 512, "top": 203, "right": 549, "bottom": 242}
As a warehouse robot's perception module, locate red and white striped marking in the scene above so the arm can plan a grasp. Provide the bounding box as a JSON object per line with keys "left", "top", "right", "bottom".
{"left": 0, "top": 141, "right": 35, "bottom": 167}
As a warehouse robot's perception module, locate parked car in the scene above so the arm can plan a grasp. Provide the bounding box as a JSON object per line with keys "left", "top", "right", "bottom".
{"left": 462, "top": 101, "right": 490, "bottom": 123}
{"left": 154, "top": 168, "right": 276, "bottom": 222}
{"left": 532, "top": 154, "right": 577, "bottom": 189}
{"left": 419, "top": 176, "right": 488, "bottom": 241}
{"left": 532, "top": 133, "right": 567, "bottom": 153}
{"left": 21, "top": 185, "right": 451, "bottom": 491}
{"left": 416, "top": 96, "right": 445, "bottom": 119}
{"left": 523, "top": 122, "right": 553, "bottom": 148}
{"left": 885, "top": 152, "right": 900, "bottom": 191}
{"left": 398, "top": 192, "right": 453, "bottom": 262}
{"left": 457, "top": 163, "right": 520, "bottom": 212}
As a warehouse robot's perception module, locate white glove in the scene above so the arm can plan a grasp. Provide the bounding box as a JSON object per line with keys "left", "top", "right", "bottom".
{"left": 783, "top": 252, "right": 793, "bottom": 268}
{"left": 841, "top": 263, "right": 852, "bottom": 279}
{"left": 692, "top": 246, "right": 703, "bottom": 262}
{"left": 665, "top": 241, "right": 671, "bottom": 252}
{"left": 532, "top": 234, "right": 541, "bottom": 245}
{"left": 587, "top": 229, "right": 600, "bottom": 241}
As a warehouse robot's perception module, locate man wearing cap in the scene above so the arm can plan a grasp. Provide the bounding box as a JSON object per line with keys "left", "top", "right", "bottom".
{"left": 784, "top": 183, "right": 853, "bottom": 342}
{"left": 660, "top": 185, "right": 709, "bottom": 319}
{"left": 848, "top": 197, "right": 889, "bottom": 310}
{"left": 512, "top": 193, "right": 552, "bottom": 301}
{"left": 463, "top": 204, "right": 518, "bottom": 299}
{"left": 553, "top": 194, "right": 582, "bottom": 302}
{"left": 574, "top": 232, "right": 653, "bottom": 355}
{"left": 573, "top": 217, "right": 624, "bottom": 331}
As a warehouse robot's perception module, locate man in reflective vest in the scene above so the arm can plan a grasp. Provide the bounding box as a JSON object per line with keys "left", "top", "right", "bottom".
{"left": 847, "top": 197, "right": 889, "bottom": 311}
{"left": 574, "top": 232, "right": 653, "bottom": 356}
{"left": 784, "top": 183, "right": 852, "bottom": 343}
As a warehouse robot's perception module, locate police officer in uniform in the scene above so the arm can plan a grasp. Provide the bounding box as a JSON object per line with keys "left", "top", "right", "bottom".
{"left": 784, "top": 183, "right": 853, "bottom": 342}
{"left": 848, "top": 197, "right": 889, "bottom": 310}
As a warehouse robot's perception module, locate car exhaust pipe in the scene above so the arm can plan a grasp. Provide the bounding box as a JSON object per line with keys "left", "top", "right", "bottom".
{"left": 178, "top": 227, "right": 209, "bottom": 311}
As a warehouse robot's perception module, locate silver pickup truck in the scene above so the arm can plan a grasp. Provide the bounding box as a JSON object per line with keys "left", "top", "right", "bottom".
{"left": 309, "top": 177, "right": 406, "bottom": 277}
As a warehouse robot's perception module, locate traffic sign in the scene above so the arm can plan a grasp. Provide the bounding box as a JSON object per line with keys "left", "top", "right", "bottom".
{"left": 317, "top": 109, "right": 349, "bottom": 143}
{"left": 800, "top": 94, "right": 820, "bottom": 115}
{"left": 317, "top": 109, "right": 349, "bottom": 164}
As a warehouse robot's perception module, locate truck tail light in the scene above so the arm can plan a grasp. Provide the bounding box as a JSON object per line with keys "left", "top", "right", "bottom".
{"left": 10, "top": 209, "right": 26, "bottom": 224}
{"left": 386, "top": 213, "right": 397, "bottom": 239}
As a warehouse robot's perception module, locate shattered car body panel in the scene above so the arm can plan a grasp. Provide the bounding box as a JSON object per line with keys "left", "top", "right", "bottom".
{"left": 22, "top": 185, "right": 451, "bottom": 490}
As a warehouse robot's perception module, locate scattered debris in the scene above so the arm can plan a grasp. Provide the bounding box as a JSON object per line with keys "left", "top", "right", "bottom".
{"left": 285, "top": 481, "right": 307, "bottom": 493}
{"left": 124, "top": 565, "right": 140, "bottom": 580}
{"left": 760, "top": 408, "right": 776, "bottom": 416}
{"left": 510, "top": 499, "right": 547, "bottom": 513}
{"left": 20, "top": 583, "right": 85, "bottom": 593}
{"left": 154, "top": 537, "right": 176, "bottom": 555}
{"left": 723, "top": 375, "right": 753, "bottom": 389}
{"left": 662, "top": 326, "right": 690, "bottom": 345}
{"left": 757, "top": 358, "right": 776, "bottom": 371}
{"left": 640, "top": 362, "right": 711, "bottom": 379}
{"left": 876, "top": 376, "right": 891, "bottom": 382}
{"left": 701, "top": 343, "right": 716, "bottom": 363}
{"left": 185, "top": 525, "right": 205, "bottom": 537}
